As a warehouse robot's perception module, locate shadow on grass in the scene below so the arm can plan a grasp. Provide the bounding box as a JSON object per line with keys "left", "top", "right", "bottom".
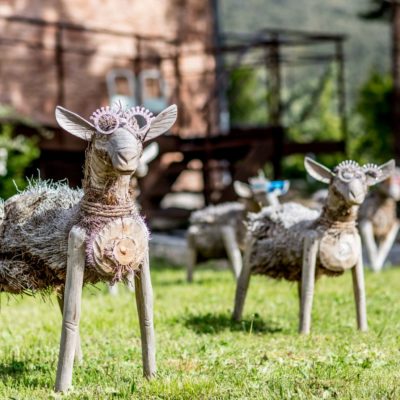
{"left": 0, "top": 360, "right": 26, "bottom": 377}
{"left": 183, "top": 312, "right": 283, "bottom": 335}
{"left": 150, "top": 258, "right": 235, "bottom": 287}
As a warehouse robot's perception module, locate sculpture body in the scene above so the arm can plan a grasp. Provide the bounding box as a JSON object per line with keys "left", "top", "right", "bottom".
{"left": 359, "top": 168, "right": 400, "bottom": 271}
{"left": 186, "top": 177, "right": 289, "bottom": 282}
{"left": 233, "top": 158, "right": 394, "bottom": 334}
{"left": 0, "top": 103, "right": 177, "bottom": 392}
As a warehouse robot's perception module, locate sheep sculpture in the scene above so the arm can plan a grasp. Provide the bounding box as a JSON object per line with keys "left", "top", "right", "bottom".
{"left": 359, "top": 168, "right": 400, "bottom": 272}
{"left": 186, "top": 176, "right": 289, "bottom": 282}
{"left": 0, "top": 103, "right": 177, "bottom": 392}
{"left": 233, "top": 157, "right": 395, "bottom": 334}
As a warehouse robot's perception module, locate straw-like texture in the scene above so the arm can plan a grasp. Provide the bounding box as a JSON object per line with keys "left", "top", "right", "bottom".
{"left": 247, "top": 203, "right": 326, "bottom": 281}
{"left": 0, "top": 181, "right": 82, "bottom": 293}
{"left": 0, "top": 180, "right": 147, "bottom": 294}
{"left": 187, "top": 202, "right": 247, "bottom": 260}
{"left": 359, "top": 191, "right": 397, "bottom": 240}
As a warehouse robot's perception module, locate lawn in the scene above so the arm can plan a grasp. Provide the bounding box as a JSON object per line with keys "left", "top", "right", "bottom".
{"left": 1, "top": 259, "right": 400, "bottom": 399}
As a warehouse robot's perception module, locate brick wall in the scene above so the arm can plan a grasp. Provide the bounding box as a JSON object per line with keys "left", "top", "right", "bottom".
{"left": 0, "top": 0, "right": 217, "bottom": 144}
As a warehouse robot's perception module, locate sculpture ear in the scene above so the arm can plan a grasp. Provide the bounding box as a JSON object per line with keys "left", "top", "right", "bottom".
{"left": 135, "top": 142, "right": 160, "bottom": 178}
{"left": 143, "top": 104, "right": 177, "bottom": 142}
{"left": 55, "top": 106, "right": 95, "bottom": 141}
{"left": 304, "top": 157, "right": 333, "bottom": 184}
{"left": 365, "top": 159, "right": 396, "bottom": 186}
{"left": 141, "top": 142, "right": 159, "bottom": 165}
{"left": 233, "top": 181, "right": 252, "bottom": 199}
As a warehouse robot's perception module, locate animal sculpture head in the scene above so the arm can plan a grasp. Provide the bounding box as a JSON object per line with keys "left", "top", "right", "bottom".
{"left": 377, "top": 167, "right": 400, "bottom": 201}
{"left": 305, "top": 157, "right": 395, "bottom": 206}
{"left": 55, "top": 104, "right": 177, "bottom": 176}
{"left": 233, "top": 175, "right": 289, "bottom": 209}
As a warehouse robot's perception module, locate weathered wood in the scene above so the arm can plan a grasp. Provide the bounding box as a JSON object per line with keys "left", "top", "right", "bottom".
{"left": 238, "top": 157, "right": 395, "bottom": 333}
{"left": 221, "top": 226, "right": 242, "bottom": 279}
{"left": 352, "top": 235, "right": 368, "bottom": 332}
{"left": 186, "top": 243, "right": 197, "bottom": 283}
{"left": 359, "top": 221, "right": 379, "bottom": 271}
{"left": 299, "top": 234, "right": 319, "bottom": 334}
{"left": 297, "top": 280, "right": 302, "bottom": 319}
{"left": 374, "top": 221, "right": 400, "bottom": 271}
{"left": 93, "top": 217, "right": 148, "bottom": 277}
{"left": 0, "top": 103, "right": 177, "bottom": 392}
{"left": 232, "top": 235, "right": 255, "bottom": 321}
{"left": 186, "top": 176, "right": 287, "bottom": 282}
{"left": 55, "top": 225, "right": 86, "bottom": 393}
{"left": 57, "top": 292, "right": 83, "bottom": 363}
{"left": 134, "top": 251, "right": 156, "bottom": 378}
{"left": 359, "top": 171, "right": 400, "bottom": 271}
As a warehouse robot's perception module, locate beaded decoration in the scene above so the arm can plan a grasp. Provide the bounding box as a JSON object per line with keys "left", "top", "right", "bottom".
{"left": 90, "top": 104, "right": 154, "bottom": 136}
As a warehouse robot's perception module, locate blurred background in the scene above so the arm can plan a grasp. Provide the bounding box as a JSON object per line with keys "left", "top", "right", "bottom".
{"left": 0, "top": 0, "right": 396, "bottom": 229}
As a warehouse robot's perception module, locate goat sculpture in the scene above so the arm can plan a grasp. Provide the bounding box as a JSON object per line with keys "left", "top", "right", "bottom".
{"left": 359, "top": 168, "right": 400, "bottom": 272}
{"left": 186, "top": 176, "right": 289, "bottom": 282}
{"left": 0, "top": 103, "right": 177, "bottom": 392}
{"left": 233, "top": 157, "right": 394, "bottom": 334}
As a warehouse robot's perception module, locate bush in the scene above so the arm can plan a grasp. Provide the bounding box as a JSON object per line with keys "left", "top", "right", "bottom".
{"left": 0, "top": 123, "right": 40, "bottom": 199}
{"left": 348, "top": 71, "right": 393, "bottom": 164}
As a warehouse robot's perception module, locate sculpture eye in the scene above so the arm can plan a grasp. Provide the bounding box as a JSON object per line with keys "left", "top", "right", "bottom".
{"left": 340, "top": 170, "right": 353, "bottom": 181}
{"left": 362, "top": 163, "right": 382, "bottom": 182}
{"left": 90, "top": 107, "right": 120, "bottom": 135}
{"left": 123, "top": 107, "right": 154, "bottom": 136}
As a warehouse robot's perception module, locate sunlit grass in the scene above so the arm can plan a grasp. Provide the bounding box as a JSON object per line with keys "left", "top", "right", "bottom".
{"left": 1, "top": 259, "right": 400, "bottom": 399}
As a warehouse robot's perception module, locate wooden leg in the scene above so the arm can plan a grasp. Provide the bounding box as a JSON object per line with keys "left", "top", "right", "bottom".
{"left": 299, "top": 235, "right": 319, "bottom": 334}
{"left": 352, "top": 235, "right": 368, "bottom": 332}
{"left": 55, "top": 226, "right": 86, "bottom": 393}
{"left": 359, "top": 221, "right": 379, "bottom": 271}
{"left": 127, "top": 272, "right": 135, "bottom": 292}
{"left": 135, "top": 251, "right": 156, "bottom": 379}
{"left": 374, "top": 221, "right": 399, "bottom": 271}
{"left": 57, "top": 292, "right": 83, "bottom": 364}
{"left": 297, "top": 281, "right": 302, "bottom": 318}
{"left": 108, "top": 283, "right": 119, "bottom": 296}
{"left": 221, "top": 226, "right": 242, "bottom": 280}
{"left": 267, "top": 193, "right": 280, "bottom": 207}
{"left": 232, "top": 235, "right": 254, "bottom": 321}
{"left": 186, "top": 238, "right": 197, "bottom": 283}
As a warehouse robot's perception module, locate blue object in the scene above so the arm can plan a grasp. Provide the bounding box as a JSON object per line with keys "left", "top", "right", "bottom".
{"left": 267, "top": 180, "right": 290, "bottom": 195}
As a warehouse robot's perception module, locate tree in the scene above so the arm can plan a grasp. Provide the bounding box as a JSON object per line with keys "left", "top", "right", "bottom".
{"left": 360, "top": 0, "right": 400, "bottom": 162}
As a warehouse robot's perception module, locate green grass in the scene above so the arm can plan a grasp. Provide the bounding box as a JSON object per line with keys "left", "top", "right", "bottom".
{"left": 1, "top": 260, "right": 400, "bottom": 399}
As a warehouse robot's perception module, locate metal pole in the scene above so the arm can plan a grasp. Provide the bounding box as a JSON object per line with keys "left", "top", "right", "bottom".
{"left": 266, "top": 36, "right": 282, "bottom": 125}
{"left": 55, "top": 26, "right": 65, "bottom": 106}
{"left": 335, "top": 40, "right": 348, "bottom": 156}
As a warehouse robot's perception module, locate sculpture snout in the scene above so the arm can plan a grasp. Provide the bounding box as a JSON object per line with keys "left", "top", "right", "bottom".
{"left": 347, "top": 181, "right": 366, "bottom": 205}
{"left": 112, "top": 148, "right": 140, "bottom": 173}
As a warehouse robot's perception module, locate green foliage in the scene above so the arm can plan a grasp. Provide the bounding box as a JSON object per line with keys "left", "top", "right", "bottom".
{"left": 220, "top": 0, "right": 390, "bottom": 103}
{"left": 228, "top": 65, "right": 344, "bottom": 179}
{"left": 280, "top": 67, "right": 343, "bottom": 179}
{"left": 1, "top": 261, "right": 400, "bottom": 398}
{"left": 348, "top": 71, "right": 393, "bottom": 164}
{"left": 227, "top": 67, "right": 267, "bottom": 125}
{"left": 0, "top": 123, "right": 40, "bottom": 199}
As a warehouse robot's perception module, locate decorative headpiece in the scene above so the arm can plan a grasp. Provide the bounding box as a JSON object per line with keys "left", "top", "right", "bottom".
{"left": 333, "top": 160, "right": 383, "bottom": 183}
{"left": 90, "top": 104, "right": 154, "bottom": 136}
{"left": 362, "top": 163, "right": 383, "bottom": 181}
{"left": 333, "top": 160, "right": 360, "bottom": 173}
